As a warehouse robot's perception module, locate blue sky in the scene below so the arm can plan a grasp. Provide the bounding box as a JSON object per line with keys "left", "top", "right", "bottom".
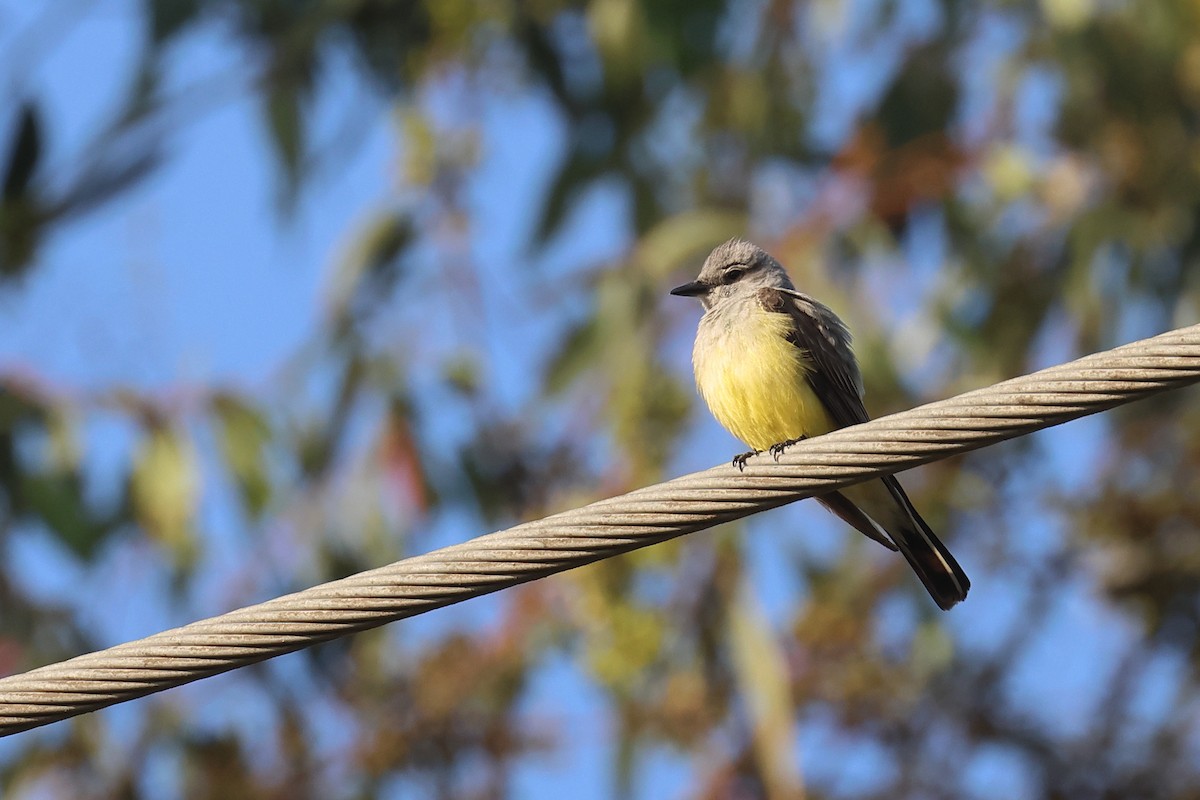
{"left": 0, "top": 1, "right": 1183, "bottom": 797}
{"left": 0, "top": 2, "right": 376, "bottom": 389}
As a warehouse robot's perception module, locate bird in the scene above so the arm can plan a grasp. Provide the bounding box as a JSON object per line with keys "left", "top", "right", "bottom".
{"left": 670, "top": 238, "right": 970, "bottom": 610}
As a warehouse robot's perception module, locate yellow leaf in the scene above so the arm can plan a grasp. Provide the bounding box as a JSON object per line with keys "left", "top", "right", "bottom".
{"left": 131, "top": 427, "right": 200, "bottom": 565}
{"left": 730, "top": 587, "right": 806, "bottom": 799}
{"left": 983, "top": 143, "right": 1035, "bottom": 202}
{"left": 632, "top": 209, "right": 747, "bottom": 281}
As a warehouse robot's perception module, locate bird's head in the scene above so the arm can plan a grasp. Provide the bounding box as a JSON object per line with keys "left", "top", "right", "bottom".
{"left": 670, "top": 239, "right": 794, "bottom": 311}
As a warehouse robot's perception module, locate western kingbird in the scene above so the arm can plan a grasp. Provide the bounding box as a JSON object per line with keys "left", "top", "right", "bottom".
{"left": 671, "top": 239, "right": 970, "bottom": 610}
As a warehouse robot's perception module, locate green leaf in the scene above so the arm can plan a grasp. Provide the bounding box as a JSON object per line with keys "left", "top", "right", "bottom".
{"left": 266, "top": 83, "right": 306, "bottom": 206}
{"left": 2, "top": 102, "right": 41, "bottom": 202}
{"left": 533, "top": 150, "right": 606, "bottom": 243}
{"left": 21, "top": 470, "right": 111, "bottom": 559}
{"left": 148, "top": 0, "right": 204, "bottom": 43}
{"left": 328, "top": 210, "right": 413, "bottom": 329}
{"left": 543, "top": 316, "right": 602, "bottom": 395}
{"left": 0, "top": 103, "right": 44, "bottom": 278}
{"left": 212, "top": 394, "right": 272, "bottom": 517}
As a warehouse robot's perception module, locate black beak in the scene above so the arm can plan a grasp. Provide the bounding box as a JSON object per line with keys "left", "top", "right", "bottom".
{"left": 670, "top": 280, "right": 708, "bottom": 297}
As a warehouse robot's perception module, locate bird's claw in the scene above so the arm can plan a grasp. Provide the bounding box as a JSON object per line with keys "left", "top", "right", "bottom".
{"left": 732, "top": 450, "right": 762, "bottom": 471}
{"left": 768, "top": 436, "right": 807, "bottom": 461}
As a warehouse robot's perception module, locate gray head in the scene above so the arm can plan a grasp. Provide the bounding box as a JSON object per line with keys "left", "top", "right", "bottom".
{"left": 670, "top": 239, "right": 795, "bottom": 311}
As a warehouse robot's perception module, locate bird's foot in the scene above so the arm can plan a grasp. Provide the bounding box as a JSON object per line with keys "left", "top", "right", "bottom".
{"left": 769, "top": 436, "right": 807, "bottom": 461}
{"left": 732, "top": 450, "right": 763, "bottom": 471}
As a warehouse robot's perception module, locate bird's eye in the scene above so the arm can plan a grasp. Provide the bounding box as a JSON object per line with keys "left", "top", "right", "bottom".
{"left": 722, "top": 268, "right": 746, "bottom": 285}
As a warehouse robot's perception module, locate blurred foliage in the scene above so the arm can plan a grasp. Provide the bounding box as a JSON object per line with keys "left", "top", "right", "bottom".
{"left": 3, "top": 0, "right": 1200, "bottom": 797}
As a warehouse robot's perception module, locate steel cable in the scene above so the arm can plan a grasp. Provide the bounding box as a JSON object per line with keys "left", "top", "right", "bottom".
{"left": 0, "top": 324, "right": 1198, "bottom": 735}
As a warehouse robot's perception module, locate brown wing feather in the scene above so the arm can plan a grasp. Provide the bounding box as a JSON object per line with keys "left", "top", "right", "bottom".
{"left": 757, "top": 287, "right": 868, "bottom": 430}
{"left": 757, "top": 287, "right": 971, "bottom": 609}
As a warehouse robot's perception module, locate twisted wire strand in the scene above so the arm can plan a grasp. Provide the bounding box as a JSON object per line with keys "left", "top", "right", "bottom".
{"left": 1, "top": 325, "right": 1199, "bottom": 735}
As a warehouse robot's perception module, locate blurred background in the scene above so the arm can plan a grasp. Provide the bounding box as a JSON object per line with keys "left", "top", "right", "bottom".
{"left": 2, "top": 0, "right": 1200, "bottom": 797}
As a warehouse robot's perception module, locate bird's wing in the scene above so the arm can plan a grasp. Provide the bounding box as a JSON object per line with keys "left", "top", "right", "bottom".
{"left": 757, "top": 288, "right": 970, "bottom": 608}
{"left": 756, "top": 287, "right": 868, "bottom": 429}
{"left": 757, "top": 287, "right": 902, "bottom": 552}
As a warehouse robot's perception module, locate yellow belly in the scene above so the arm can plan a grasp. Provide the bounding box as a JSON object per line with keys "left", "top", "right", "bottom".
{"left": 693, "top": 308, "right": 836, "bottom": 452}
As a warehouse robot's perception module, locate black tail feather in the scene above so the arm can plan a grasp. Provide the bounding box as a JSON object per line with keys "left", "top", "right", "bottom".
{"left": 881, "top": 476, "right": 970, "bottom": 610}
